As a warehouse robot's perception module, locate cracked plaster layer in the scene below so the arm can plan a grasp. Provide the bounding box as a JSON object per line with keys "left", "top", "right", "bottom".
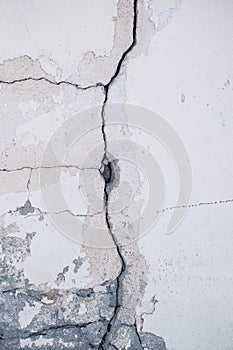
{"left": 0, "top": 1, "right": 233, "bottom": 350}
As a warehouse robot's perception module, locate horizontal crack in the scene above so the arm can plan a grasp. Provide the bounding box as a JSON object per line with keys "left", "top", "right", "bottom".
{"left": 26, "top": 208, "right": 103, "bottom": 218}
{"left": 1, "top": 320, "right": 102, "bottom": 341}
{"left": 0, "top": 77, "right": 103, "bottom": 90}
{"left": 1, "top": 200, "right": 102, "bottom": 219}
{"left": 160, "top": 198, "right": 233, "bottom": 212}
{"left": 0, "top": 165, "right": 98, "bottom": 172}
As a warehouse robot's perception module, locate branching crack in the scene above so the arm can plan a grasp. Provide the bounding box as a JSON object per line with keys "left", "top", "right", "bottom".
{"left": 138, "top": 296, "right": 158, "bottom": 332}
{"left": 98, "top": 0, "right": 138, "bottom": 348}
{"left": 101, "top": 0, "right": 138, "bottom": 157}
{"left": 0, "top": 77, "right": 103, "bottom": 90}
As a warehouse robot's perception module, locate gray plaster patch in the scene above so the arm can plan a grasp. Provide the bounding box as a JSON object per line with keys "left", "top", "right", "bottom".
{"left": 73, "top": 257, "right": 83, "bottom": 273}
{"left": 18, "top": 200, "right": 35, "bottom": 216}
{"left": 139, "top": 332, "right": 168, "bottom": 350}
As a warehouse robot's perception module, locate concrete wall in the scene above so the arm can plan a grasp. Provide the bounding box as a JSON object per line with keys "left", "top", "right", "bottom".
{"left": 0, "top": 1, "right": 232, "bottom": 349}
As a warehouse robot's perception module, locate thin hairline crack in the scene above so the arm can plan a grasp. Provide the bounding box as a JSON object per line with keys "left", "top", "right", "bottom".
{"left": 0, "top": 165, "right": 98, "bottom": 172}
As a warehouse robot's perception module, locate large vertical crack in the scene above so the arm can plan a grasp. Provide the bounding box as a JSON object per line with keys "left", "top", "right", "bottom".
{"left": 99, "top": 161, "right": 127, "bottom": 349}
{"left": 101, "top": 0, "right": 138, "bottom": 158}
{"left": 99, "top": 0, "right": 138, "bottom": 348}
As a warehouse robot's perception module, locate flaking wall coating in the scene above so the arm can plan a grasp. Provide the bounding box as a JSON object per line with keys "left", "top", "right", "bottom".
{"left": 1, "top": 1, "right": 233, "bottom": 350}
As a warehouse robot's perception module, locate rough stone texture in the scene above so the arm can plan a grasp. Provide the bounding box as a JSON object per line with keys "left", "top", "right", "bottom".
{"left": 0, "top": 1, "right": 233, "bottom": 350}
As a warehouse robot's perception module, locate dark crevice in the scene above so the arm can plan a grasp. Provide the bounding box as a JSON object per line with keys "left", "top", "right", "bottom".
{"left": 99, "top": 160, "right": 114, "bottom": 185}
{"left": 101, "top": 89, "right": 109, "bottom": 157}
{"left": 0, "top": 77, "right": 103, "bottom": 90}
{"left": 98, "top": 1, "right": 138, "bottom": 349}
{"left": 2, "top": 287, "right": 19, "bottom": 294}
{"left": 134, "top": 321, "right": 143, "bottom": 348}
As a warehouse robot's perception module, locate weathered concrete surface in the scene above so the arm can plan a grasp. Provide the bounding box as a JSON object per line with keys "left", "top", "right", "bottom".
{"left": 1, "top": 0, "right": 233, "bottom": 350}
